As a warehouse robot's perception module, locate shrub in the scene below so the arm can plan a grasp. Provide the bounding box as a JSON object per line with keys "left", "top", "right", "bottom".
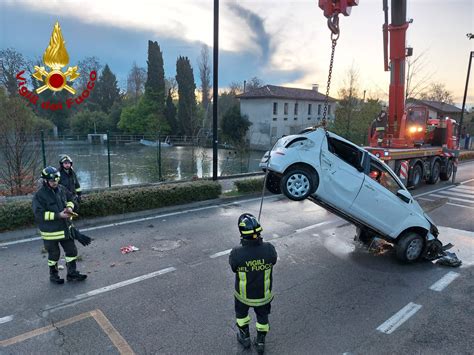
{"left": 234, "top": 177, "right": 265, "bottom": 193}
{"left": 458, "top": 151, "right": 474, "bottom": 161}
{"left": 0, "top": 181, "right": 221, "bottom": 232}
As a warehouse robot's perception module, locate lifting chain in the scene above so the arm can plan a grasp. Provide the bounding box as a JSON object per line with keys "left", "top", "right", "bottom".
{"left": 321, "top": 15, "right": 340, "bottom": 130}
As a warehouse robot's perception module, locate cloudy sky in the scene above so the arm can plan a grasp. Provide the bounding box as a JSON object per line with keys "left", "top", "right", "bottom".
{"left": 1, "top": 0, "right": 472, "bottom": 106}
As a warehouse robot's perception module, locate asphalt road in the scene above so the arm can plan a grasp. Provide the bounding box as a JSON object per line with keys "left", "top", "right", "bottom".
{"left": 0, "top": 161, "right": 473, "bottom": 354}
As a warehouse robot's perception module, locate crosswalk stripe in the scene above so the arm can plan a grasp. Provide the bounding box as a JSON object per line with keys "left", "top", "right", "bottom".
{"left": 452, "top": 185, "right": 474, "bottom": 192}
{"left": 430, "top": 193, "right": 474, "bottom": 204}
{"left": 436, "top": 190, "right": 474, "bottom": 199}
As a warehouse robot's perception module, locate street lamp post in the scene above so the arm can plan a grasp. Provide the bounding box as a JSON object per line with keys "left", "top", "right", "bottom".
{"left": 212, "top": 0, "right": 219, "bottom": 180}
{"left": 457, "top": 33, "right": 473, "bottom": 146}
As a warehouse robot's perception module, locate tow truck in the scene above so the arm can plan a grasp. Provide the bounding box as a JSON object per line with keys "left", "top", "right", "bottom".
{"left": 318, "top": 0, "right": 460, "bottom": 189}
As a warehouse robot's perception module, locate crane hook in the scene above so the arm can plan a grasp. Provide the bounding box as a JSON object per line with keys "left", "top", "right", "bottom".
{"left": 327, "top": 14, "right": 340, "bottom": 39}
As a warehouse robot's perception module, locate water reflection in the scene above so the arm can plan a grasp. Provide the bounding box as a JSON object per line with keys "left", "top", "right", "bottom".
{"left": 46, "top": 143, "right": 264, "bottom": 190}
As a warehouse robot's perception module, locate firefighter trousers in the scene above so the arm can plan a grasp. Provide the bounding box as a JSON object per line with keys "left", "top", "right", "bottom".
{"left": 44, "top": 238, "right": 78, "bottom": 267}
{"left": 235, "top": 298, "right": 272, "bottom": 333}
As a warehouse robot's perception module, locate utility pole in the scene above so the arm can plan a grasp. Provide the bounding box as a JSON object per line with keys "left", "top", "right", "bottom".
{"left": 212, "top": 0, "right": 219, "bottom": 180}
{"left": 458, "top": 33, "right": 473, "bottom": 145}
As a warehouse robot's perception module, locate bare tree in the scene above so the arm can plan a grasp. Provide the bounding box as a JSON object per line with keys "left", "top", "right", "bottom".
{"left": 420, "top": 82, "right": 454, "bottom": 104}
{"left": 0, "top": 90, "right": 52, "bottom": 195}
{"left": 165, "top": 76, "right": 178, "bottom": 98}
{"left": 405, "top": 51, "right": 434, "bottom": 100}
{"left": 126, "top": 62, "right": 146, "bottom": 103}
{"left": 77, "top": 56, "right": 102, "bottom": 91}
{"left": 198, "top": 45, "right": 211, "bottom": 111}
{"left": 245, "top": 76, "right": 264, "bottom": 92}
{"left": 0, "top": 48, "right": 26, "bottom": 96}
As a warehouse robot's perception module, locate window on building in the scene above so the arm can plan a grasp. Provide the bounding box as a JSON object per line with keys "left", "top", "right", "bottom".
{"left": 284, "top": 103, "right": 288, "bottom": 115}
{"left": 272, "top": 117, "right": 277, "bottom": 121}
{"left": 284, "top": 117, "right": 288, "bottom": 121}
{"left": 318, "top": 104, "right": 322, "bottom": 115}
{"left": 307, "top": 117, "right": 311, "bottom": 120}
{"left": 294, "top": 103, "right": 299, "bottom": 115}
{"left": 308, "top": 104, "right": 312, "bottom": 115}
{"left": 273, "top": 102, "right": 278, "bottom": 115}
{"left": 294, "top": 117, "right": 298, "bottom": 121}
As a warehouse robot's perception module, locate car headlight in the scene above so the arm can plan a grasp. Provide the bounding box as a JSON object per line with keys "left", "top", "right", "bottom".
{"left": 424, "top": 213, "right": 439, "bottom": 236}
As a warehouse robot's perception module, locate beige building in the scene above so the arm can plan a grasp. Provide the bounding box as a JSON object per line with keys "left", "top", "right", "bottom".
{"left": 237, "top": 84, "right": 336, "bottom": 150}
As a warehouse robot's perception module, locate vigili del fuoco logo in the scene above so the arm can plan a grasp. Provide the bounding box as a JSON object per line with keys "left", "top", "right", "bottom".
{"left": 16, "top": 21, "right": 96, "bottom": 111}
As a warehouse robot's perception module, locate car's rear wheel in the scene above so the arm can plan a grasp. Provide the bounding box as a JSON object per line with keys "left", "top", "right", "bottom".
{"left": 396, "top": 232, "right": 424, "bottom": 262}
{"left": 440, "top": 159, "right": 453, "bottom": 181}
{"left": 280, "top": 168, "right": 317, "bottom": 201}
{"left": 265, "top": 172, "right": 281, "bottom": 194}
{"left": 428, "top": 160, "right": 440, "bottom": 184}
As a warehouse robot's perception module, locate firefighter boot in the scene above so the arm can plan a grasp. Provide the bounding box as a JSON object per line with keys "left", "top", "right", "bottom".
{"left": 236, "top": 325, "right": 251, "bottom": 349}
{"left": 49, "top": 265, "right": 64, "bottom": 284}
{"left": 254, "top": 331, "right": 266, "bottom": 354}
{"left": 66, "top": 261, "right": 87, "bottom": 281}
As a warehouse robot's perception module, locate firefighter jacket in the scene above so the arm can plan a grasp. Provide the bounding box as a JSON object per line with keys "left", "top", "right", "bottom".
{"left": 59, "top": 168, "right": 81, "bottom": 196}
{"left": 32, "top": 184, "right": 75, "bottom": 240}
{"left": 229, "top": 238, "right": 277, "bottom": 307}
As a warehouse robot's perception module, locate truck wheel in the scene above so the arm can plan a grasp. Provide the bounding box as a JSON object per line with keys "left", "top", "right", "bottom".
{"left": 440, "top": 159, "right": 453, "bottom": 181}
{"left": 280, "top": 168, "right": 317, "bottom": 201}
{"left": 396, "top": 232, "right": 424, "bottom": 262}
{"left": 265, "top": 172, "right": 281, "bottom": 194}
{"left": 409, "top": 164, "right": 422, "bottom": 188}
{"left": 428, "top": 160, "right": 440, "bottom": 184}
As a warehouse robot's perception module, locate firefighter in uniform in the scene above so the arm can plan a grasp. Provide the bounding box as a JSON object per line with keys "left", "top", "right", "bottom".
{"left": 32, "top": 166, "right": 87, "bottom": 284}
{"left": 372, "top": 105, "right": 388, "bottom": 146}
{"left": 229, "top": 213, "right": 277, "bottom": 354}
{"left": 58, "top": 155, "right": 82, "bottom": 209}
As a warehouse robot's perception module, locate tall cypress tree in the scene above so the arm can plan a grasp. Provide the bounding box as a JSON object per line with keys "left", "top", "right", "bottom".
{"left": 164, "top": 89, "right": 178, "bottom": 134}
{"left": 144, "top": 41, "right": 165, "bottom": 120}
{"left": 176, "top": 56, "right": 197, "bottom": 136}
{"left": 91, "top": 64, "right": 121, "bottom": 113}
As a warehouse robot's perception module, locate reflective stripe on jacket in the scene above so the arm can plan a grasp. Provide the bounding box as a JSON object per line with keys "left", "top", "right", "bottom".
{"left": 229, "top": 238, "right": 277, "bottom": 307}
{"left": 32, "top": 184, "right": 74, "bottom": 240}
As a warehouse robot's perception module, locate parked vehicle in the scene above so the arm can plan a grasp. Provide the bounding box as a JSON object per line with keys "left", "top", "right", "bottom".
{"left": 260, "top": 128, "right": 442, "bottom": 263}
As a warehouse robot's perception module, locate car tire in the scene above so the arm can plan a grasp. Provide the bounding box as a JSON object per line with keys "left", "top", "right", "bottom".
{"left": 427, "top": 160, "right": 440, "bottom": 184}
{"left": 396, "top": 232, "right": 424, "bottom": 262}
{"left": 265, "top": 172, "right": 281, "bottom": 194}
{"left": 280, "top": 168, "right": 317, "bottom": 201}
{"left": 409, "top": 164, "right": 423, "bottom": 188}
{"left": 440, "top": 159, "right": 453, "bottom": 181}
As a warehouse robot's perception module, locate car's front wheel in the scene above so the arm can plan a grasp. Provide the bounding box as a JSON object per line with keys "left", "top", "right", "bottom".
{"left": 265, "top": 172, "right": 281, "bottom": 194}
{"left": 280, "top": 168, "right": 317, "bottom": 201}
{"left": 396, "top": 232, "right": 424, "bottom": 262}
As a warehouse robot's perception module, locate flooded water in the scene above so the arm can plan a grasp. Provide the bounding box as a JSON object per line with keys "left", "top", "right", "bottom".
{"left": 42, "top": 142, "right": 265, "bottom": 190}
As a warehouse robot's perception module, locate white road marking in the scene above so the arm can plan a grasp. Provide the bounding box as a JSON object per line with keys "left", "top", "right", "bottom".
{"left": 210, "top": 249, "right": 231, "bottom": 258}
{"left": 295, "top": 220, "right": 336, "bottom": 233}
{"left": 436, "top": 190, "right": 474, "bottom": 199}
{"left": 452, "top": 185, "right": 474, "bottom": 191}
{"left": 429, "top": 272, "right": 460, "bottom": 292}
{"left": 376, "top": 302, "right": 422, "bottom": 334}
{"left": 460, "top": 178, "right": 474, "bottom": 185}
{"left": 0, "top": 196, "right": 280, "bottom": 247}
{"left": 0, "top": 315, "right": 13, "bottom": 324}
{"left": 43, "top": 267, "right": 176, "bottom": 312}
{"left": 447, "top": 202, "right": 474, "bottom": 210}
{"left": 430, "top": 193, "right": 474, "bottom": 204}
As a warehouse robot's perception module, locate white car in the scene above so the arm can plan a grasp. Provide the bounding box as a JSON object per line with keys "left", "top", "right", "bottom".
{"left": 260, "top": 128, "right": 442, "bottom": 263}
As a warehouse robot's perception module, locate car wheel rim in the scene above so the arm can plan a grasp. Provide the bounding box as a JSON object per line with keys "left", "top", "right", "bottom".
{"left": 406, "top": 239, "right": 423, "bottom": 260}
{"left": 286, "top": 174, "right": 309, "bottom": 197}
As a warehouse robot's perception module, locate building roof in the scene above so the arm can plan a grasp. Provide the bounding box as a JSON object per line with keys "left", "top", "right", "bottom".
{"left": 407, "top": 99, "right": 462, "bottom": 114}
{"left": 237, "top": 85, "right": 336, "bottom": 102}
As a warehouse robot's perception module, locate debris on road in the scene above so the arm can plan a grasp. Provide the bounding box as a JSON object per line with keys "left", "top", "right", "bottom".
{"left": 120, "top": 245, "right": 139, "bottom": 254}
{"left": 436, "top": 251, "right": 462, "bottom": 267}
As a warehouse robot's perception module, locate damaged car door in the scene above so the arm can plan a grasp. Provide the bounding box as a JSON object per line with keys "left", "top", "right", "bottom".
{"left": 318, "top": 134, "right": 365, "bottom": 211}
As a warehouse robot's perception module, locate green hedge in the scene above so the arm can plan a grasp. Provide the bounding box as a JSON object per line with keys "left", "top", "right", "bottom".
{"left": 0, "top": 181, "right": 221, "bottom": 232}
{"left": 234, "top": 177, "right": 265, "bottom": 193}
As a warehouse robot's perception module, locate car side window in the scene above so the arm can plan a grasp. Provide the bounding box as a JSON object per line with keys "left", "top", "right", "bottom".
{"left": 327, "top": 137, "right": 363, "bottom": 171}
{"left": 368, "top": 158, "right": 402, "bottom": 195}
